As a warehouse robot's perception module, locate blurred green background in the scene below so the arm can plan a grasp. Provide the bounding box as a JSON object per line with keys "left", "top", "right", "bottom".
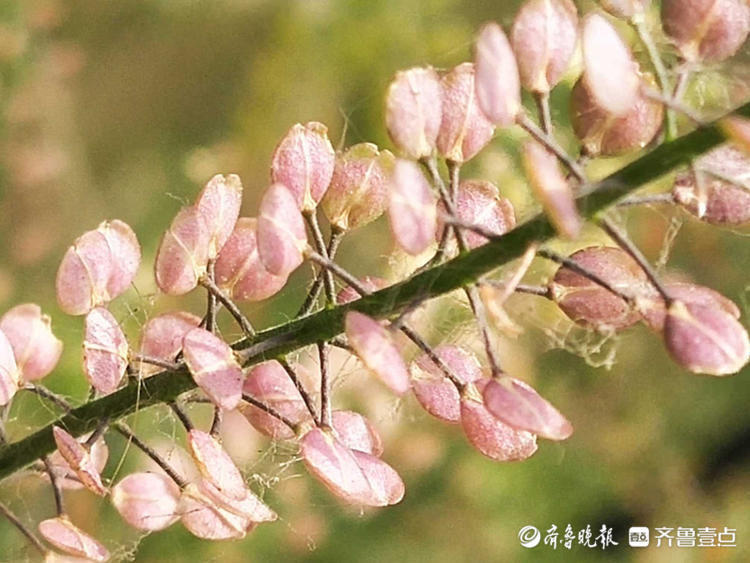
{"left": 0, "top": 0, "right": 748, "bottom": 561}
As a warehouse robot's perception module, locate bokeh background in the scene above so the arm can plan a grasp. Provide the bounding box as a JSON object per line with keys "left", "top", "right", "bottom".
{"left": 0, "top": 0, "right": 749, "bottom": 561}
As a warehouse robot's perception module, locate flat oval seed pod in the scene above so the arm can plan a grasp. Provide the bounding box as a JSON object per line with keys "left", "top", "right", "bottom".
{"left": 38, "top": 516, "right": 109, "bottom": 562}
{"left": 46, "top": 436, "right": 109, "bottom": 491}
{"left": 1, "top": 304, "right": 63, "bottom": 382}
{"left": 187, "top": 429, "right": 246, "bottom": 501}
{"left": 111, "top": 472, "right": 181, "bottom": 532}
{"left": 351, "top": 450, "right": 405, "bottom": 506}
{"left": 52, "top": 426, "right": 107, "bottom": 496}
{"left": 97, "top": 219, "right": 141, "bottom": 300}
{"left": 182, "top": 327, "right": 243, "bottom": 411}
{"left": 154, "top": 206, "right": 210, "bottom": 295}
{"left": 200, "top": 478, "right": 277, "bottom": 524}
{"left": 138, "top": 312, "right": 201, "bottom": 376}
{"left": 180, "top": 482, "right": 253, "bottom": 540}
{"left": 83, "top": 308, "right": 128, "bottom": 395}
{"left": 0, "top": 329, "right": 20, "bottom": 406}
{"left": 345, "top": 311, "right": 410, "bottom": 395}
{"left": 475, "top": 22, "right": 522, "bottom": 126}
{"left": 256, "top": 183, "right": 307, "bottom": 277}
{"left": 195, "top": 173, "right": 243, "bottom": 259}
{"left": 483, "top": 377, "right": 573, "bottom": 440}
{"left": 331, "top": 410, "right": 384, "bottom": 457}
{"left": 601, "top": 0, "right": 650, "bottom": 18}
{"left": 336, "top": 276, "right": 388, "bottom": 305}
{"left": 56, "top": 230, "right": 113, "bottom": 316}
{"left": 214, "top": 218, "right": 288, "bottom": 302}
{"left": 388, "top": 159, "right": 437, "bottom": 256}
{"left": 640, "top": 282, "right": 741, "bottom": 332}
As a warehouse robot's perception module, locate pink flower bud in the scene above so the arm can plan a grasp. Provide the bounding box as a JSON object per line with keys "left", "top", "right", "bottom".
{"left": 460, "top": 379, "right": 539, "bottom": 461}
{"left": 270, "top": 122, "right": 335, "bottom": 212}
{"left": 0, "top": 304, "right": 62, "bottom": 382}
{"left": 56, "top": 230, "right": 112, "bottom": 316}
{"left": 437, "top": 62, "right": 496, "bottom": 163}
{"left": 522, "top": 141, "right": 581, "bottom": 239}
{"left": 138, "top": 312, "right": 201, "bottom": 376}
{"left": 570, "top": 75, "right": 664, "bottom": 157}
{"left": 672, "top": 146, "right": 750, "bottom": 226}
{"left": 482, "top": 377, "right": 573, "bottom": 440}
{"left": 510, "top": 0, "right": 578, "bottom": 94}
{"left": 550, "top": 246, "right": 653, "bottom": 330}
{"left": 96, "top": 219, "right": 141, "bottom": 300}
{"left": 256, "top": 183, "right": 307, "bottom": 277}
{"left": 345, "top": 311, "right": 410, "bottom": 395}
{"left": 111, "top": 472, "right": 181, "bottom": 531}
{"left": 83, "top": 308, "right": 128, "bottom": 395}
{"left": 194, "top": 174, "right": 243, "bottom": 259}
{"left": 435, "top": 180, "right": 516, "bottom": 249}
{"left": 410, "top": 345, "right": 482, "bottom": 423}
{"left": 600, "top": 0, "right": 650, "bottom": 18}
{"left": 182, "top": 328, "right": 243, "bottom": 411}
{"left": 46, "top": 435, "right": 109, "bottom": 491}
{"left": 239, "top": 360, "right": 310, "bottom": 439}
{"left": 0, "top": 329, "right": 20, "bottom": 406}
{"left": 662, "top": 0, "right": 750, "bottom": 62}
{"left": 38, "top": 516, "right": 109, "bottom": 562}
{"left": 154, "top": 206, "right": 210, "bottom": 295}
{"left": 475, "top": 22, "right": 522, "bottom": 126}
{"left": 321, "top": 143, "right": 395, "bottom": 231}
{"left": 663, "top": 299, "right": 750, "bottom": 376}
{"left": 187, "top": 429, "right": 246, "bottom": 501}
{"left": 581, "top": 12, "right": 640, "bottom": 116}
{"left": 299, "top": 427, "right": 372, "bottom": 504}
{"left": 331, "top": 410, "right": 383, "bottom": 457}
{"left": 350, "top": 450, "right": 405, "bottom": 506}
{"left": 385, "top": 67, "right": 442, "bottom": 159}
{"left": 336, "top": 276, "right": 388, "bottom": 305}
{"left": 52, "top": 426, "right": 107, "bottom": 496}
{"left": 640, "top": 282, "right": 741, "bottom": 332}
{"left": 214, "top": 218, "right": 288, "bottom": 302}
{"left": 388, "top": 159, "right": 437, "bottom": 255}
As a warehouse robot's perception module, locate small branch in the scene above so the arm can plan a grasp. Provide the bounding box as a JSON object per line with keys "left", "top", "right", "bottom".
{"left": 0, "top": 501, "right": 47, "bottom": 555}
{"left": 398, "top": 324, "right": 465, "bottom": 391}
{"left": 199, "top": 275, "right": 255, "bottom": 337}
{"left": 515, "top": 283, "right": 550, "bottom": 297}
{"left": 205, "top": 259, "right": 217, "bottom": 333}
{"left": 84, "top": 419, "right": 109, "bottom": 448}
{"left": 517, "top": 113, "right": 587, "bottom": 183}
{"left": 169, "top": 402, "right": 195, "bottom": 432}
{"left": 642, "top": 87, "right": 705, "bottom": 126}
{"left": 305, "top": 250, "right": 369, "bottom": 297}
{"left": 617, "top": 193, "right": 676, "bottom": 207}
{"left": 42, "top": 456, "right": 64, "bottom": 516}
{"left": 317, "top": 342, "right": 332, "bottom": 428}
{"left": 298, "top": 227, "right": 345, "bottom": 316}
{"left": 209, "top": 406, "right": 222, "bottom": 437}
{"left": 304, "top": 210, "right": 336, "bottom": 305}
{"left": 130, "top": 354, "right": 180, "bottom": 373}
{"left": 241, "top": 394, "right": 297, "bottom": 432}
{"left": 277, "top": 356, "right": 319, "bottom": 424}
{"left": 114, "top": 423, "right": 187, "bottom": 489}
{"left": 534, "top": 91, "right": 553, "bottom": 135}
{"left": 447, "top": 160, "right": 461, "bottom": 201}
{"left": 24, "top": 384, "right": 72, "bottom": 413}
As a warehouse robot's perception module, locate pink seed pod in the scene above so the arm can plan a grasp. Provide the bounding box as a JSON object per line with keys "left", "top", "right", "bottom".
{"left": 672, "top": 146, "right": 750, "bottom": 226}
{"left": 345, "top": 311, "right": 410, "bottom": 396}
{"left": 194, "top": 173, "right": 243, "bottom": 259}
{"left": 38, "top": 516, "right": 109, "bottom": 562}
{"left": 270, "top": 122, "right": 336, "bottom": 212}
{"left": 0, "top": 303, "right": 62, "bottom": 382}
{"left": 600, "top": 0, "right": 650, "bottom": 18}
{"left": 351, "top": 450, "right": 405, "bottom": 506}
{"left": 0, "top": 329, "right": 20, "bottom": 406}
{"left": 522, "top": 141, "right": 581, "bottom": 239}
{"left": 239, "top": 360, "right": 310, "bottom": 439}
{"left": 663, "top": 299, "right": 750, "bottom": 376}
{"left": 83, "top": 308, "right": 128, "bottom": 395}
{"left": 435, "top": 180, "right": 516, "bottom": 250}
{"left": 388, "top": 159, "right": 437, "bottom": 256}
{"left": 474, "top": 22, "right": 522, "bottom": 126}
{"left": 321, "top": 143, "right": 395, "bottom": 232}
{"left": 256, "top": 183, "right": 307, "bottom": 277}
{"left": 336, "top": 276, "right": 388, "bottom": 305}
{"left": 46, "top": 435, "right": 109, "bottom": 491}
{"left": 187, "top": 429, "right": 246, "bottom": 501}
{"left": 482, "top": 377, "right": 573, "bottom": 440}
{"left": 385, "top": 67, "right": 442, "bottom": 160}
{"left": 154, "top": 206, "right": 210, "bottom": 295}
{"left": 56, "top": 229, "right": 113, "bottom": 316}
{"left": 331, "top": 410, "right": 384, "bottom": 457}
{"left": 550, "top": 246, "right": 654, "bottom": 330}
{"left": 640, "top": 281, "right": 741, "bottom": 332}
{"left": 570, "top": 75, "right": 664, "bottom": 157}
{"left": 214, "top": 218, "right": 288, "bottom": 302}
{"left": 662, "top": 0, "right": 750, "bottom": 63}
{"left": 299, "top": 427, "right": 373, "bottom": 505}
{"left": 52, "top": 426, "right": 107, "bottom": 496}
{"left": 581, "top": 12, "right": 640, "bottom": 117}
{"left": 410, "top": 345, "right": 482, "bottom": 423}
{"left": 182, "top": 327, "right": 243, "bottom": 411}
{"left": 510, "top": 0, "right": 578, "bottom": 94}
{"left": 460, "top": 379, "right": 539, "bottom": 462}
{"left": 437, "top": 62, "right": 496, "bottom": 163}
{"left": 111, "top": 472, "right": 181, "bottom": 532}
{"left": 138, "top": 312, "right": 201, "bottom": 376}
{"left": 96, "top": 219, "right": 141, "bottom": 300}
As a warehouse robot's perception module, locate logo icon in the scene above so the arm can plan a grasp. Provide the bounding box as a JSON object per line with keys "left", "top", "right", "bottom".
{"left": 519, "top": 525, "right": 541, "bottom": 548}
{"left": 629, "top": 527, "right": 650, "bottom": 547}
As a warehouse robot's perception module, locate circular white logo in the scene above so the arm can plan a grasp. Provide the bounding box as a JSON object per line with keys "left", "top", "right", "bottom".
{"left": 518, "top": 525, "right": 541, "bottom": 548}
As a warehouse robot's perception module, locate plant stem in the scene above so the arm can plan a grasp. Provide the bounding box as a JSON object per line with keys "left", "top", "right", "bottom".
{"left": 398, "top": 324, "right": 465, "bottom": 391}
{"left": 209, "top": 406, "right": 222, "bottom": 437}
{"left": 298, "top": 228, "right": 344, "bottom": 316}
{"left": 305, "top": 249, "right": 368, "bottom": 296}
{"left": 0, "top": 501, "right": 47, "bottom": 555}
{"left": 535, "top": 91, "right": 553, "bottom": 135}
{"left": 114, "top": 423, "right": 187, "bottom": 489}
{"left": 169, "top": 402, "right": 194, "bottom": 432}
{"left": 84, "top": 419, "right": 109, "bottom": 448}
{"left": 42, "top": 456, "right": 64, "bottom": 516}
{"left": 277, "top": 356, "right": 319, "bottom": 425}
{"left": 199, "top": 275, "right": 255, "bottom": 337}
{"left": 241, "top": 394, "right": 297, "bottom": 432}
{"left": 303, "top": 210, "right": 336, "bottom": 305}
{"left": 317, "top": 342, "right": 332, "bottom": 428}
{"left": 617, "top": 193, "right": 676, "bottom": 207}
{"left": 130, "top": 354, "right": 180, "bottom": 372}
{"left": 205, "top": 259, "right": 217, "bottom": 333}
{"left": 517, "top": 113, "right": 587, "bottom": 183}
{"left": 24, "top": 384, "right": 72, "bottom": 413}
